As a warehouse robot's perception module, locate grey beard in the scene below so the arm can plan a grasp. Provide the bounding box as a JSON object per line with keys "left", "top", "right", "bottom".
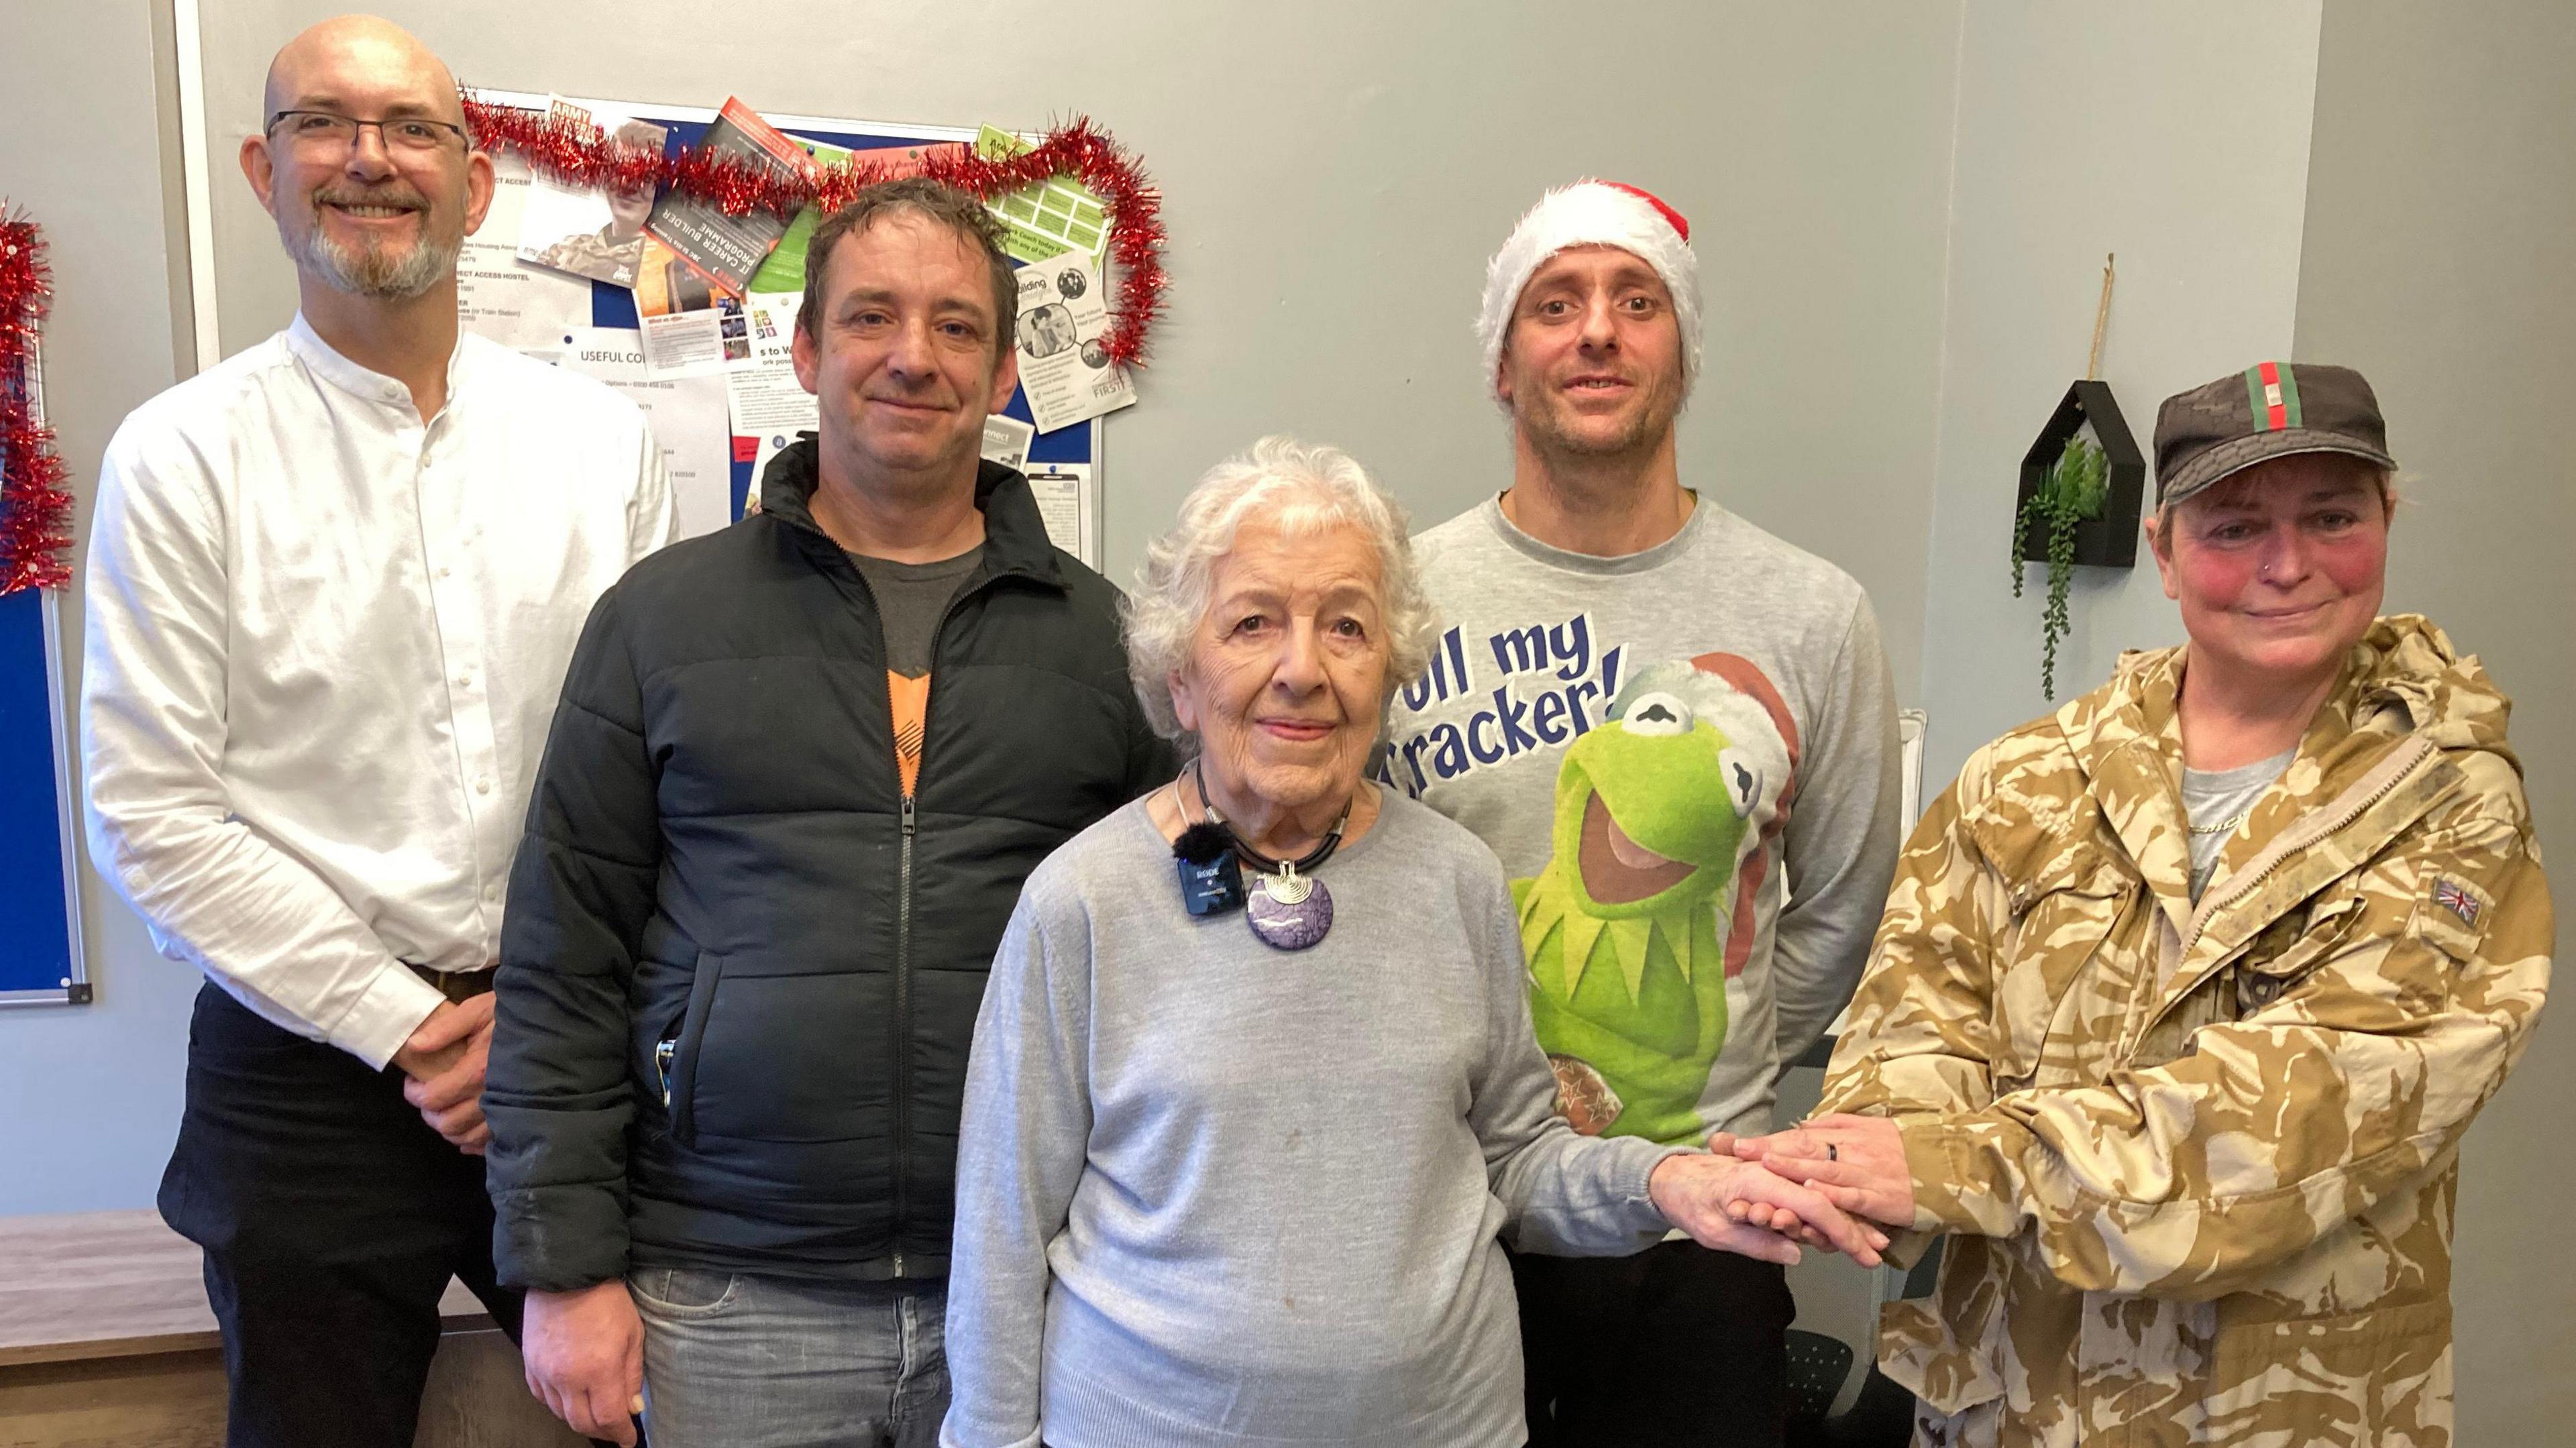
{"left": 292, "top": 220, "right": 454, "bottom": 300}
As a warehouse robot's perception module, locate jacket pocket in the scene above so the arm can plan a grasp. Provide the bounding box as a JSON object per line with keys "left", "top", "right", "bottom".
{"left": 680, "top": 967, "right": 890, "bottom": 1148}
{"left": 2230, "top": 893, "right": 2365, "bottom": 1015}
{"left": 1993, "top": 862, "right": 2135, "bottom": 1087}
{"left": 1877, "top": 1298, "right": 2006, "bottom": 1418}
{"left": 666, "top": 952, "right": 727, "bottom": 1147}
{"left": 2206, "top": 1297, "right": 2452, "bottom": 1438}
{"left": 1876, "top": 1241, "right": 2010, "bottom": 1418}
{"left": 2406, "top": 872, "right": 2493, "bottom": 964}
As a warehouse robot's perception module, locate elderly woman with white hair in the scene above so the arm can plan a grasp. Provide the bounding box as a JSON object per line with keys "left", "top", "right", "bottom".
{"left": 940, "top": 438, "right": 1883, "bottom": 1448}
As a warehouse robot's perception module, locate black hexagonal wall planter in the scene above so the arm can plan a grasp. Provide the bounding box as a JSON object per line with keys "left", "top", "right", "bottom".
{"left": 2012, "top": 380, "right": 2146, "bottom": 568}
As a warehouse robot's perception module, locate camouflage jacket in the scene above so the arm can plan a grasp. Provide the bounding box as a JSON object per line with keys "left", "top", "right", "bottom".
{"left": 1819, "top": 615, "right": 2551, "bottom": 1447}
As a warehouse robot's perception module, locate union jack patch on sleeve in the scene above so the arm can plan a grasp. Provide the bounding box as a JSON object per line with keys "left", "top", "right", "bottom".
{"left": 2432, "top": 878, "right": 2483, "bottom": 930}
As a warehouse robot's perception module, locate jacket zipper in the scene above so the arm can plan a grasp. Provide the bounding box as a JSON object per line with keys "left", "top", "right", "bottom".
{"left": 2182, "top": 733, "right": 2438, "bottom": 954}
{"left": 894, "top": 789, "right": 914, "bottom": 1280}
{"left": 2141, "top": 732, "right": 2441, "bottom": 1039}
{"left": 780, "top": 490, "right": 1040, "bottom": 1280}
{"left": 890, "top": 579, "right": 991, "bottom": 1281}
{"left": 834, "top": 552, "right": 926, "bottom": 1281}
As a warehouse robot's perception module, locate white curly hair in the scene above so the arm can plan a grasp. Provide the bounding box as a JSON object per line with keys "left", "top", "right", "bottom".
{"left": 1123, "top": 436, "right": 1442, "bottom": 746}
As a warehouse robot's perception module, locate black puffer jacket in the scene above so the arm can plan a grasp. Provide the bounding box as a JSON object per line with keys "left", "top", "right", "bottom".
{"left": 487, "top": 440, "right": 1170, "bottom": 1290}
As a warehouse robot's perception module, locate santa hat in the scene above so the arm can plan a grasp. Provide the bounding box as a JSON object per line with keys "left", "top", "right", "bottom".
{"left": 1475, "top": 180, "right": 1702, "bottom": 405}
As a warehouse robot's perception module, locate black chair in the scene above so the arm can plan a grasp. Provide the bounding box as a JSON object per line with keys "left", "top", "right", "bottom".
{"left": 1782, "top": 1237, "right": 1939, "bottom": 1447}
{"left": 1783, "top": 1329, "right": 1856, "bottom": 1425}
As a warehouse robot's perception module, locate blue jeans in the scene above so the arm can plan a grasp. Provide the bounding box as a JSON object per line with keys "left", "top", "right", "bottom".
{"left": 631, "top": 1266, "right": 949, "bottom": 1448}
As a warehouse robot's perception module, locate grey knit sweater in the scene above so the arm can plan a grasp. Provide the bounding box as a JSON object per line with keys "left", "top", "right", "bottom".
{"left": 941, "top": 793, "right": 1680, "bottom": 1448}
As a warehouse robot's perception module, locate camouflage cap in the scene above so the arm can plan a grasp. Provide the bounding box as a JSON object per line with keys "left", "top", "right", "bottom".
{"left": 2152, "top": 361, "right": 2397, "bottom": 508}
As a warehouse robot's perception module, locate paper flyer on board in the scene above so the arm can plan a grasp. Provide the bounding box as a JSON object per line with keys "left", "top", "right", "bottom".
{"left": 743, "top": 430, "right": 798, "bottom": 514}
{"left": 516, "top": 97, "right": 669, "bottom": 289}
{"left": 645, "top": 98, "right": 820, "bottom": 296}
{"left": 456, "top": 153, "right": 596, "bottom": 357}
{"left": 975, "top": 125, "right": 1108, "bottom": 266}
{"left": 981, "top": 415, "right": 1036, "bottom": 471}
{"left": 1023, "top": 462, "right": 1096, "bottom": 567}
{"left": 724, "top": 292, "right": 811, "bottom": 423}
{"left": 633, "top": 233, "right": 725, "bottom": 318}
{"left": 554, "top": 327, "right": 734, "bottom": 537}
{"left": 1013, "top": 250, "right": 1134, "bottom": 433}
{"left": 638, "top": 295, "right": 739, "bottom": 379}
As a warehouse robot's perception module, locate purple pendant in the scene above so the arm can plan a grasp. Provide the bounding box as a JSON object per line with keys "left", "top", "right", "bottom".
{"left": 1245, "top": 869, "right": 1333, "bottom": 950}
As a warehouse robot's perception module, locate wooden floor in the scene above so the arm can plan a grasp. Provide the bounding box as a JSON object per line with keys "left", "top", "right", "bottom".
{"left": 0, "top": 1209, "right": 584, "bottom": 1448}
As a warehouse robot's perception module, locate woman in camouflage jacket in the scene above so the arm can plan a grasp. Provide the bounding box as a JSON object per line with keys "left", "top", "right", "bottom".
{"left": 1732, "top": 364, "right": 2551, "bottom": 1447}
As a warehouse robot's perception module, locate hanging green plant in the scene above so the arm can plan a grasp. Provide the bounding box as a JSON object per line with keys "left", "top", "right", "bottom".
{"left": 2011, "top": 434, "right": 2108, "bottom": 700}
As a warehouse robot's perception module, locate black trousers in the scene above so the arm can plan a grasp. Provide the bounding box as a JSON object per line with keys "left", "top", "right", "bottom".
{"left": 1511, "top": 1237, "right": 1796, "bottom": 1448}
{"left": 159, "top": 983, "right": 522, "bottom": 1448}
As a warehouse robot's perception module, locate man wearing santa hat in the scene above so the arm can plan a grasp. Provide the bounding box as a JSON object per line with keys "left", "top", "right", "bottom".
{"left": 1381, "top": 181, "right": 1904, "bottom": 1445}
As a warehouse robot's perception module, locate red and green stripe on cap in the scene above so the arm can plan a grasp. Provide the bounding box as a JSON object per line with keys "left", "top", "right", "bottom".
{"left": 2245, "top": 361, "right": 2303, "bottom": 431}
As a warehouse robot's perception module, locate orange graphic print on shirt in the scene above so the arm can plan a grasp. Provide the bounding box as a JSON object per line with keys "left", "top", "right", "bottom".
{"left": 889, "top": 671, "right": 930, "bottom": 797}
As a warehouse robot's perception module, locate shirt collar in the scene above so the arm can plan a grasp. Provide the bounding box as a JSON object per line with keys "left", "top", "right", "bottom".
{"left": 1478, "top": 490, "right": 1716, "bottom": 576}
{"left": 285, "top": 313, "right": 473, "bottom": 416}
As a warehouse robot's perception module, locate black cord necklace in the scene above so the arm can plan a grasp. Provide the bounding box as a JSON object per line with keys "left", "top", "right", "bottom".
{"left": 1170, "top": 761, "right": 1350, "bottom": 950}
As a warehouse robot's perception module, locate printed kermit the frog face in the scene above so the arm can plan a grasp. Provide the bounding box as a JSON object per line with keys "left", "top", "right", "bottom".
{"left": 1550, "top": 684, "right": 1764, "bottom": 917}
{"left": 1513, "top": 655, "right": 1789, "bottom": 1140}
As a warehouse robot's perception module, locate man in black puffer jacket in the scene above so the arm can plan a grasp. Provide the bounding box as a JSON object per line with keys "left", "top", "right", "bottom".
{"left": 484, "top": 180, "right": 1170, "bottom": 1448}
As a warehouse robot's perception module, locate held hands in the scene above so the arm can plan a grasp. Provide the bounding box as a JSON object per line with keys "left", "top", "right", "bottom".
{"left": 393, "top": 994, "right": 495, "bottom": 1155}
{"left": 1647, "top": 1152, "right": 1888, "bottom": 1268}
{"left": 1722, "top": 1114, "right": 1917, "bottom": 1231}
{"left": 523, "top": 1279, "right": 647, "bottom": 1446}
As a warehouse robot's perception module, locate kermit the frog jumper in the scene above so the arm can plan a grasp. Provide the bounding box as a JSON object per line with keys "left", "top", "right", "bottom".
{"left": 1385, "top": 496, "right": 1901, "bottom": 1145}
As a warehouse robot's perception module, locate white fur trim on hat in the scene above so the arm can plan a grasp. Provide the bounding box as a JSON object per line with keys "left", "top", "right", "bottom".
{"left": 1476, "top": 180, "right": 1702, "bottom": 406}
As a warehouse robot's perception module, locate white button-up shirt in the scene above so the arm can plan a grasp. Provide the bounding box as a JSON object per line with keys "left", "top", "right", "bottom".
{"left": 82, "top": 316, "right": 680, "bottom": 1067}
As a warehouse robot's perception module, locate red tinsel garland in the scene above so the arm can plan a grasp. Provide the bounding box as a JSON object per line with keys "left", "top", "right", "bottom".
{"left": 460, "top": 93, "right": 1168, "bottom": 369}
{"left": 0, "top": 213, "right": 74, "bottom": 594}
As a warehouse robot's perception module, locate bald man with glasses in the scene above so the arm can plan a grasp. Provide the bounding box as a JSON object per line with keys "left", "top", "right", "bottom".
{"left": 80, "top": 15, "right": 676, "bottom": 1445}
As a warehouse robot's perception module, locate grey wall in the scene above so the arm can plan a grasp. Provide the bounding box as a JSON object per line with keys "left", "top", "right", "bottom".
{"left": 1912, "top": 3, "right": 2324, "bottom": 791}
{"left": 0, "top": 0, "right": 197, "bottom": 1215}
{"left": 2294, "top": 3, "right": 2576, "bottom": 1437}
{"left": 193, "top": 0, "right": 1961, "bottom": 706}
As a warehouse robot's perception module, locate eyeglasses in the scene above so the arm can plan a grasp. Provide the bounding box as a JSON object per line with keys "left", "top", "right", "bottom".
{"left": 266, "top": 109, "right": 468, "bottom": 154}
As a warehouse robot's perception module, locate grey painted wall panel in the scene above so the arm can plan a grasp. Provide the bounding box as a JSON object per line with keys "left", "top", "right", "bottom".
{"left": 0, "top": 0, "right": 195, "bottom": 1217}
{"left": 1911, "top": 5, "right": 2324, "bottom": 795}
{"left": 2296, "top": 4, "right": 2576, "bottom": 1439}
